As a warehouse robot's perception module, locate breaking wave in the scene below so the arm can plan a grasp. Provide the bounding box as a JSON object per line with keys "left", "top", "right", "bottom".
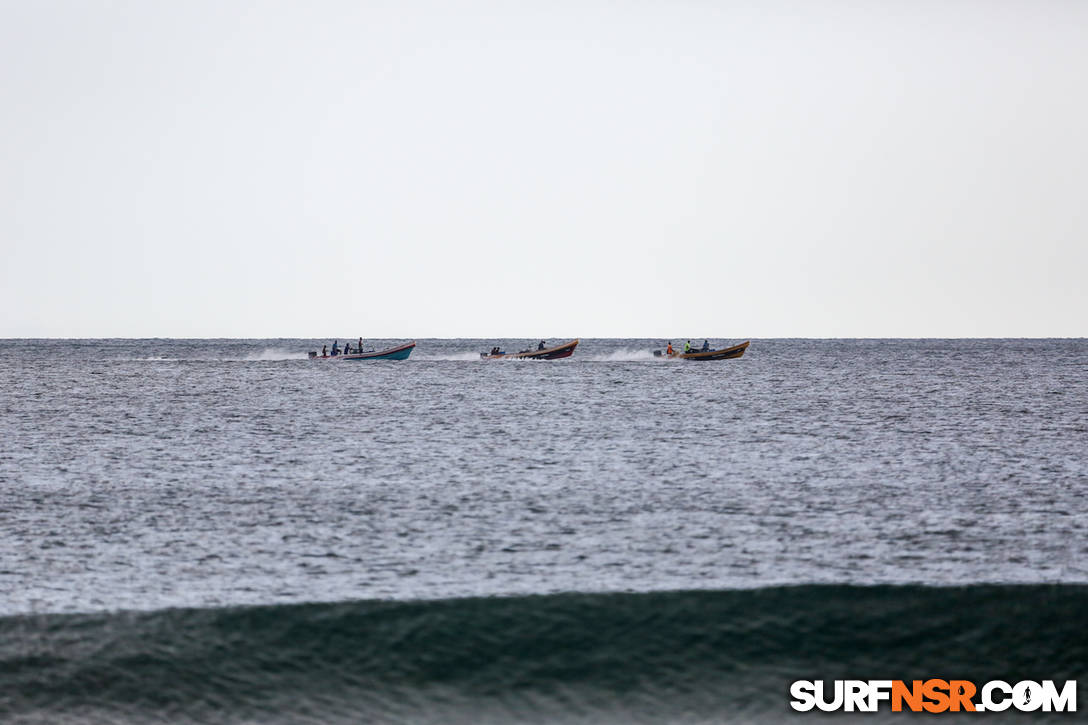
{"left": 2, "top": 585, "right": 1084, "bottom": 724}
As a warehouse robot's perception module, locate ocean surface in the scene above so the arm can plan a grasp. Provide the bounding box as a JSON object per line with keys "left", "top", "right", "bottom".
{"left": 1, "top": 338, "right": 1085, "bottom": 723}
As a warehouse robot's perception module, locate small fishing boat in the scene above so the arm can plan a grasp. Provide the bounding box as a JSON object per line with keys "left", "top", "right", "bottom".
{"left": 309, "top": 341, "right": 416, "bottom": 361}
{"left": 480, "top": 339, "right": 579, "bottom": 360}
{"left": 653, "top": 340, "right": 750, "bottom": 360}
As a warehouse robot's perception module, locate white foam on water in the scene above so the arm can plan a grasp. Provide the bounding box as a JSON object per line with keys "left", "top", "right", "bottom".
{"left": 586, "top": 348, "right": 659, "bottom": 362}
{"left": 413, "top": 351, "right": 484, "bottom": 361}
{"left": 243, "top": 348, "right": 308, "bottom": 361}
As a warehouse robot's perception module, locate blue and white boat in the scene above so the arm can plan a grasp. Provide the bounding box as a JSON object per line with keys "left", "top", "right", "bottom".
{"left": 309, "top": 341, "right": 415, "bottom": 361}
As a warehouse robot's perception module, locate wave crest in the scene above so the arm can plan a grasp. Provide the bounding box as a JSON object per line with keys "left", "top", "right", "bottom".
{"left": 3, "top": 585, "right": 1084, "bottom": 724}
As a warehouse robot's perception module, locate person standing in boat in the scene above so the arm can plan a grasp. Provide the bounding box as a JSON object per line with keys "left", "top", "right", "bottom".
{"left": 538, "top": 340, "right": 546, "bottom": 351}
{"left": 702, "top": 339, "right": 710, "bottom": 351}
{"left": 331, "top": 340, "right": 339, "bottom": 356}
{"left": 358, "top": 337, "right": 364, "bottom": 352}
{"left": 684, "top": 340, "right": 691, "bottom": 353}
{"left": 666, "top": 341, "right": 674, "bottom": 356}
{"left": 322, "top": 344, "right": 327, "bottom": 357}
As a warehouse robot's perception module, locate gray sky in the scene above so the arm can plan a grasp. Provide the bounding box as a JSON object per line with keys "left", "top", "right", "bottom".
{"left": 2, "top": 0, "right": 1085, "bottom": 338}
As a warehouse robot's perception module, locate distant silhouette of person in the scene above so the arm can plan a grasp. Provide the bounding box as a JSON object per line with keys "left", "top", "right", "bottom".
{"left": 666, "top": 342, "right": 674, "bottom": 356}
{"left": 331, "top": 341, "right": 339, "bottom": 356}
{"left": 358, "top": 337, "right": 364, "bottom": 352}
{"left": 702, "top": 339, "right": 710, "bottom": 351}
{"left": 684, "top": 341, "right": 691, "bottom": 353}
{"left": 322, "top": 344, "right": 327, "bottom": 357}
{"left": 538, "top": 340, "right": 546, "bottom": 350}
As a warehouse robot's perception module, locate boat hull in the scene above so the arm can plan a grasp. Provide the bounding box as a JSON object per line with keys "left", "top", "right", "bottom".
{"left": 654, "top": 340, "right": 750, "bottom": 360}
{"left": 480, "top": 339, "right": 579, "bottom": 360}
{"left": 314, "top": 341, "right": 416, "bottom": 361}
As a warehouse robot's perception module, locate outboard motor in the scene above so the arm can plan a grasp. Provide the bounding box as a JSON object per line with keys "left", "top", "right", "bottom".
{"left": 308, "top": 351, "right": 317, "bottom": 359}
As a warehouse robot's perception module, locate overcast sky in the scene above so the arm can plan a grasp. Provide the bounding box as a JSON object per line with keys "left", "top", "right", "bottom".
{"left": 1, "top": 0, "right": 1085, "bottom": 338}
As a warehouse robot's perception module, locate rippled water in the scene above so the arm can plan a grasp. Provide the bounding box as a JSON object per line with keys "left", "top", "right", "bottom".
{"left": 1, "top": 338, "right": 1085, "bottom": 615}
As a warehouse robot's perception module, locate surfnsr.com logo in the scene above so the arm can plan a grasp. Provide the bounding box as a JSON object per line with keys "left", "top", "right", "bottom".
{"left": 790, "top": 680, "right": 1077, "bottom": 713}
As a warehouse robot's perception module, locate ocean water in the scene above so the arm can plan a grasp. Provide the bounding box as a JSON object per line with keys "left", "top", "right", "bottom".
{"left": 1, "top": 338, "right": 1085, "bottom": 723}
